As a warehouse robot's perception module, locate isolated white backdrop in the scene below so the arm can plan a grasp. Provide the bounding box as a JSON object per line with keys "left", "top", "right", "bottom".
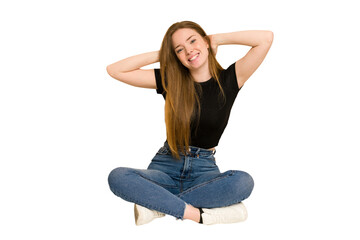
{"left": 1, "top": 0, "right": 359, "bottom": 239}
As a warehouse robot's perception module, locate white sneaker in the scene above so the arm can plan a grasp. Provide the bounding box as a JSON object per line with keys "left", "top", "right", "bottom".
{"left": 201, "top": 202, "right": 248, "bottom": 225}
{"left": 134, "top": 204, "right": 166, "bottom": 226}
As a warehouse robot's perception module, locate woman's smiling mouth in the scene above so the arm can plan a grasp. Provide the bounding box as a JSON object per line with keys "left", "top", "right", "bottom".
{"left": 188, "top": 53, "right": 200, "bottom": 62}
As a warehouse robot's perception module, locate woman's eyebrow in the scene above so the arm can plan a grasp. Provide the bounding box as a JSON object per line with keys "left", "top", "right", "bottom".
{"left": 175, "top": 35, "right": 196, "bottom": 49}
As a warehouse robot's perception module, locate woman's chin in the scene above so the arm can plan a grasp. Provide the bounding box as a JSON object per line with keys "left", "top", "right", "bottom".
{"left": 188, "top": 60, "right": 207, "bottom": 71}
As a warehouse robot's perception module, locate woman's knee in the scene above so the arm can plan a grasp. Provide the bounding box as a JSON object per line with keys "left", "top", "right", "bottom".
{"left": 228, "top": 170, "right": 254, "bottom": 199}
{"left": 108, "top": 167, "right": 136, "bottom": 195}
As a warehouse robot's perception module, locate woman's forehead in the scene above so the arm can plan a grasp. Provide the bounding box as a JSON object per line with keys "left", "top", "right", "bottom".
{"left": 172, "top": 28, "right": 200, "bottom": 47}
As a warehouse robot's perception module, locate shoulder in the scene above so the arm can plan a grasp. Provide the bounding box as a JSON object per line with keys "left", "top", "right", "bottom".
{"left": 219, "top": 62, "right": 242, "bottom": 93}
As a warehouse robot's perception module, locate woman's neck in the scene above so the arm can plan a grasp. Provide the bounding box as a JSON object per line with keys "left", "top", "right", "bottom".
{"left": 190, "top": 64, "right": 211, "bottom": 83}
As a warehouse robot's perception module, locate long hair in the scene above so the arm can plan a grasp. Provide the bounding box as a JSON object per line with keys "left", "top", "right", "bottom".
{"left": 159, "top": 21, "right": 225, "bottom": 159}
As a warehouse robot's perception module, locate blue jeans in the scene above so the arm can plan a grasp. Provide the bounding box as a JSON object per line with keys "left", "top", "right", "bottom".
{"left": 108, "top": 141, "right": 254, "bottom": 219}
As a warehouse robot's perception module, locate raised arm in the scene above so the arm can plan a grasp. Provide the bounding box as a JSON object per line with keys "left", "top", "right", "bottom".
{"left": 209, "top": 31, "right": 273, "bottom": 88}
{"left": 106, "top": 50, "right": 159, "bottom": 89}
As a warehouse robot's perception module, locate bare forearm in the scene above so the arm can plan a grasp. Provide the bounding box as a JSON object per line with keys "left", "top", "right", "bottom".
{"left": 107, "top": 50, "right": 159, "bottom": 73}
{"left": 211, "top": 30, "right": 273, "bottom": 47}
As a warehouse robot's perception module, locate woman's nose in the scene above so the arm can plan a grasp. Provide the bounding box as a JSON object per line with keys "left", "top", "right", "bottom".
{"left": 185, "top": 46, "right": 193, "bottom": 55}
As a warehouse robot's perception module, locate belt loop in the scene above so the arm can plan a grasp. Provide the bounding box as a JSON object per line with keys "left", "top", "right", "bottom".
{"left": 195, "top": 148, "right": 200, "bottom": 158}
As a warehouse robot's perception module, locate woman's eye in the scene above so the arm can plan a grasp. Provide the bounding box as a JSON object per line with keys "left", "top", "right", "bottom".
{"left": 176, "top": 48, "right": 183, "bottom": 54}
{"left": 190, "top": 39, "right": 196, "bottom": 44}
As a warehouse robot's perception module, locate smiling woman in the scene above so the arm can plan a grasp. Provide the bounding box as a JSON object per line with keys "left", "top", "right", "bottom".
{"left": 106, "top": 20, "right": 273, "bottom": 226}
{"left": 158, "top": 21, "right": 225, "bottom": 159}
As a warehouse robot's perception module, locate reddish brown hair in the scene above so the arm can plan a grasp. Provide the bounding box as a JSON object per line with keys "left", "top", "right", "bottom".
{"left": 159, "top": 21, "right": 224, "bottom": 159}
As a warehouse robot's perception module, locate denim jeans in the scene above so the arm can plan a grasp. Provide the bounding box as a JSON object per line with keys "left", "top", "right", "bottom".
{"left": 108, "top": 141, "right": 254, "bottom": 219}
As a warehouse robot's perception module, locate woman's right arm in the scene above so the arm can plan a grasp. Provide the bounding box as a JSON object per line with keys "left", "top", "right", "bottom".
{"left": 106, "top": 50, "right": 159, "bottom": 89}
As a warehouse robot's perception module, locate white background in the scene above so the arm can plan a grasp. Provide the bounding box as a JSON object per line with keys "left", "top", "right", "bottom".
{"left": 1, "top": 0, "right": 359, "bottom": 239}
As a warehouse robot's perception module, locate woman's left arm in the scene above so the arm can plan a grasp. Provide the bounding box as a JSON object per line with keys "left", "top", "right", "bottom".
{"left": 209, "top": 30, "right": 274, "bottom": 88}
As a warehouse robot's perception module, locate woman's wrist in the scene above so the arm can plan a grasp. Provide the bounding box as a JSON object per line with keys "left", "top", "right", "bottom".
{"left": 208, "top": 34, "right": 219, "bottom": 55}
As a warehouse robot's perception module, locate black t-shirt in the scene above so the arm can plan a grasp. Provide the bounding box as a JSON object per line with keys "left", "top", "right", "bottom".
{"left": 154, "top": 63, "right": 242, "bottom": 149}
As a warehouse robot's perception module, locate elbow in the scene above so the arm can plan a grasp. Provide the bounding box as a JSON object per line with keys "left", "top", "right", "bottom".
{"left": 106, "top": 64, "right": 117, "bottom": 78}
{"left": 106, "top": 65, "right": 126, "bottom": 83}
{"left": 106, "top": 65, "right": 113, "bottom": 76}
{"left": 266, "top": 31, "right": 274, "bottom": 44}
{"left": 258, "top": 31, "right": 273, "bottom": 46}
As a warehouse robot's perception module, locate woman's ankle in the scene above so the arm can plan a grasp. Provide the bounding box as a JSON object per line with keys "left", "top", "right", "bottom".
{"left": 183, "top": 204, "right": 201, "bottom": 223}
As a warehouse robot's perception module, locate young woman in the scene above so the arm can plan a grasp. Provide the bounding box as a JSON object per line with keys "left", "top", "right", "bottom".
{"left": 107, "top": 21, "right": 273, "bottom": 225}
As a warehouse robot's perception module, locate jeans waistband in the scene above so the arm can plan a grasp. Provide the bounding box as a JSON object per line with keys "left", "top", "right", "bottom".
{"left": 163, "top": 140, "right": 216, "bottom": 157}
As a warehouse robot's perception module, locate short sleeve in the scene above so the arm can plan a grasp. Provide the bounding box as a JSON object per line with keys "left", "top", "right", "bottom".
{"left": 221, "top": 62, "right": 242, "bottom": 93}
{"left": 154, "top": 68, "right": 165, "bottom": 95}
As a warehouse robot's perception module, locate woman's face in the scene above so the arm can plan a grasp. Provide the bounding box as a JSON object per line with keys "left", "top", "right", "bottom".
{"left": 172, "top": 28, "right": 209, "bottom": 71}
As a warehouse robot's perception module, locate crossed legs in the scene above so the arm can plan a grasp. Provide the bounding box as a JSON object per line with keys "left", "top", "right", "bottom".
{"left": 108, "top": 167, "right": 254, "bottom": 223}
